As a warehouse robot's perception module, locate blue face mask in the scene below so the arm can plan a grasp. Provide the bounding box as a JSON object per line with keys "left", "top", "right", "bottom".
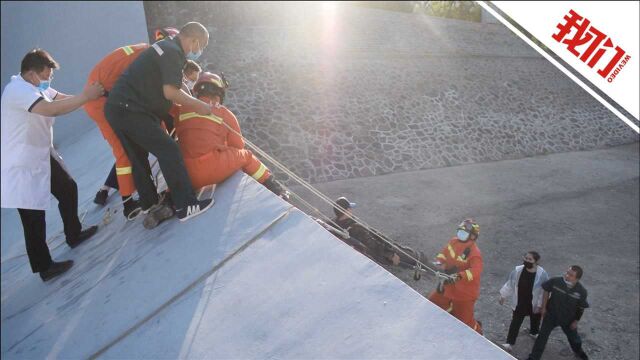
{"left": 38, "top": 80, "right": 50, "bottom": 91}
{"left": 457, "top": 230, "right": 470, "bottom": 241}
{"left": 186, "top": 40, "right": 202, "bottom": 61}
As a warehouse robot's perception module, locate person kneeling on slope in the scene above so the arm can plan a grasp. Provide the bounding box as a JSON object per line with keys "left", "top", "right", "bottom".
{"left": 174, "top": 72, "right": 288, "bottom": 198}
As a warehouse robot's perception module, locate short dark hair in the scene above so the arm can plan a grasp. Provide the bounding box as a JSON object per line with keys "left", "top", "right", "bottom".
{"left": 179, "top": 22, "right": 209, "bottom": 40}
{"left": 183, "top": 60, "right": 201, "bottom": 75}
{"left": 570, "top": 265, "right": 583, "bottom": 279}
{"left": 527, "top": 251, "right": 540, "bottom": 262}
{"left": 21, "top": 49, "right": 59, "bottom": 74}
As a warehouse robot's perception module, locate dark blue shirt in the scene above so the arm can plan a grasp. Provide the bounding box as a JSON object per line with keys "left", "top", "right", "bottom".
{"left": 542, "top": 276, "right": 589, "bottom": 325}
{"left": 108, "top": 36, "right": 185, "bottom": 118}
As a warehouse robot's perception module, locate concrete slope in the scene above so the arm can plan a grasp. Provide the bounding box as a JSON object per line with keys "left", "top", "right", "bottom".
{"left": 1, "top": 129, "right": 510, "bottom": 359}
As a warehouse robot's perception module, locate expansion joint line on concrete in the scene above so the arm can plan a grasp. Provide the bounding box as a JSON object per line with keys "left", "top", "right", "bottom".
{"left": 88, "top": 207, "right": 294, "bottom": 359}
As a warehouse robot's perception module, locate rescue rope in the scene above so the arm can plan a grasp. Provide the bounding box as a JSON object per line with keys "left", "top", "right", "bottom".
{"left": 218, "top": 121, "right": 454, "bottom": 282}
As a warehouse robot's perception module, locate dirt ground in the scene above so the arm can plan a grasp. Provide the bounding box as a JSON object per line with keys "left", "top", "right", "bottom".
{"left": 290, "top": 142, "right": 639, "bottom": 360}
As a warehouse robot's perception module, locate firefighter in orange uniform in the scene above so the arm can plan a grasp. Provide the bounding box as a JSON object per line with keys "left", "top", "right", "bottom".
{"left": 83, "top": 27, "right": 179, "bottom": 218}
{"left": 428, "top": 219, "right": 484, "bottom": 334}
{"left": 174, "top": 72, "right": 288, "bottom": 198}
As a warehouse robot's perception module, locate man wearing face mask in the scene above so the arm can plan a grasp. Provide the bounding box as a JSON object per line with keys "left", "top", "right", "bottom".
{"left": 85, "top": 27, "right": 180, "bottom": 219}
{"left": 105, "top": 22, "right": 215, "bottom": 228}
{"left": 499, "top": 251, "right": 549, "bottom": 352}
{"left": 1, "top": 49, "right": 104, "bottom": 281}
{"left": 427, "top": 219, "right": 484, "bottom": 334}
{"left": 182, "top": 60, "right": 201, "bottom": 94}
{"left": 526, "top": 265, "right": 589, "bottom": 360}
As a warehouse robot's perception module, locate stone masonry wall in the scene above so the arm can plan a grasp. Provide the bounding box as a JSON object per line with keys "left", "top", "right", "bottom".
{"left": 144, "top": 1, "right": 638, "bottom": 184}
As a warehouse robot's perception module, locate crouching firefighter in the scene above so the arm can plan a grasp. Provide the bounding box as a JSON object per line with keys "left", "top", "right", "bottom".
{"left": 428, "top": 219, "right": 484, "bottom": 334}
{"left": 174, "top": 72, "right": 288, "bottom": 198}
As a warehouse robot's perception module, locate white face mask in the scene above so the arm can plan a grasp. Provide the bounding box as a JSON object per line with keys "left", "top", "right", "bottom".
{"left": 184, "top": 78, "right": 196, "bottom": 90}
{"left": 457, "top": 230, "right": 470, "bottom": 241}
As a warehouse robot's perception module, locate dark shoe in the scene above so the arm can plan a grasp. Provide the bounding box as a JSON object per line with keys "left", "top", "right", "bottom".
{"left": 176, "top": 198, "right": 214, "bottom": 222}
{"left": 159, "top": 190, "right": 174, "bottom": 209}
{"left": 263, "top": 177, "right": 287, "bottom": 197}
{"left": 123, "top": 198, "right": 142, "bottom": 220}
{"left": 143, "top": 204, "right": 175, "bottom": 229}
{"left": 574, "top": 351, "right": 588, "bottom": 360}
{"left": 39, "top": 260, "right": 74, "bottom": 282}
{"left": 93, "top": 189, "right": 109, "bottom": 206}
{"left": 67, "top": 225, "right": 98, "bottom": 249}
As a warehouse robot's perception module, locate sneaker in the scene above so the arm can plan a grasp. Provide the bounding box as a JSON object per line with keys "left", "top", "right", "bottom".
{"left": 176, "top": 198, "right": 214, "bottom": 222}
{"left": 143, "top": 203, "right": 175, "bottom": 229}
{"left": 93, "top": 189, "right": 109, "bottom": 206}
{"left": 529, "top": 333, "right": 538, "bottom": 339}
{"left": 40, "top": 260, "right": 74, "bottom": 282}
{"left": 500, "top": 343, "right": 513, "bottom": 352}
{"left": 123, "top": 198, "right": 142, "bottom": 220}
{"left": 67, "top": 225, "right": 98, "bottom": 249}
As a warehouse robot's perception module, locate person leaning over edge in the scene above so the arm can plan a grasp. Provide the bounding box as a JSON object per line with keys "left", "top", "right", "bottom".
{"left": 173, "top": 72, "right": 289, "bottom": 199}
{"left": 499, "top": 251, "right": 549, "bottom": 352}
{"left": 1, "top": 49, "right": 104, "bottom": 282}
{"left": 104, "top": 22, "right": 215, "bottom": 229}
{"left": 86, "top": 27, "right": 180, "bottom": 217}
{"left": 526, "top": 265, "right": 589, "bottom": 360}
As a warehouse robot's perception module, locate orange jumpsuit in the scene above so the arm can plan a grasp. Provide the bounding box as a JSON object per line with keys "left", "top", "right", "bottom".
{"left": 83, "top": 43, "right": 149, "bottom": 196}
{"left": 428, "top": 237, "right": 484, "bottom": 334}
{"left": 174, "top": 103, "right": 271, "bottom": 190}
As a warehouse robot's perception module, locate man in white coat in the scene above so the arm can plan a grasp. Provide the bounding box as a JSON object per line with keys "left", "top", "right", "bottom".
{"left": 498, "top": 251, "right": 549, "bottom": 352}
{"left": 1, "top": 49, "right": 104, "bottom": 282}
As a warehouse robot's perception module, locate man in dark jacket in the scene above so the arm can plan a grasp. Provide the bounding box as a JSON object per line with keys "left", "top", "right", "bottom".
{"left": 319, "top": 197, "right": 423, "bottom": 268}
{"left": 526, "top": 265, "right": 589, "bottom": 360}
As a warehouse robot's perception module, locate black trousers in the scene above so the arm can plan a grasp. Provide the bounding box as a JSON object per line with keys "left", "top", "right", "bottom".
{"left": 506, "top": 309, "right": 541, "bottom": 344}
{"left": 17, "top": 156, "right": 82, "bottom": 273}
{"left": 528, "top": 314, "right": 586, "bottom": 360}
{"left": 104, "top": 163, "right": 119, "bottom": 190}
{"left": 104, "top": 102, "right": 196, "bottom": 210}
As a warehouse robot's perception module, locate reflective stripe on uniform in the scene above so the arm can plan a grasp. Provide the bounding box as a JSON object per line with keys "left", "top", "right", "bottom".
{"left": 152, "top": 43, "right": 164, "bottom": 56}
{"left": 251, "top": 163, "right": 268, "bottom": 181}
{"left": 447, "top": 244, "right": 456, "bottom": 259}
{"left": 436, "top": 253, "right": 446, "bottom": 260}
{"left": 116, "top": 166, "right": 132, "bottom": 175}
{"left": 179, "top": 112, "right": 223, "bottom": 124}
{"left": 456, "top": 255, "right": 468, "bottom": 263}
{"left": 465, "top": 269, "right": 473, "bottom": 281}
{"left": 446, "top": 303, "right": 453, "bottom": 313}
{"left": 121, "top": 46, "right": 134, "bottom": 56}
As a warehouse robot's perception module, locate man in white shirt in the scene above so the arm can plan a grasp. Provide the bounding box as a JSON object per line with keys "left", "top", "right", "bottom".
{"left": 1, "top": 49, "right": 104, "bottom": 282}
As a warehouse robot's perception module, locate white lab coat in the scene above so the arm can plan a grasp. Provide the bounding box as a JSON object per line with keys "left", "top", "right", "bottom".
{"left": 1, "top": 74, "right": 60, "bottom": 210}
{"left": 499, "top": 264, "right": 549, "bottom": 312}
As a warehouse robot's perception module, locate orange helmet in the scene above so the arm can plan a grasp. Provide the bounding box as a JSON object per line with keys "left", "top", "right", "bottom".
{"left": 193, "top": 72, "right": 230, "bottom": 103}
{"left": 154, "top": 27, "right": 179, "bottom": 41}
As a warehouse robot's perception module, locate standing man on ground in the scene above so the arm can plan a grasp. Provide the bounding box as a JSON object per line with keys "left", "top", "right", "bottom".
{"left": 1, "top": 49, "right": 104, "bottom": 281}
{"left": 427, "top": 219, "right": 484, "bottom": 334}
{"left": 105, "top": 22, "right": 215, "bottom": 228}
{"left": 526, "top": 265, "right": 589, "bottom": 360}
{"left": 499, "top": 251, "right": 549, "bottom": 352}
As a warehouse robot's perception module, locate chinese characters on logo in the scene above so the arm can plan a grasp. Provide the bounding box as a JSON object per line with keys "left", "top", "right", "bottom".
{"left": 553, "top": 10, "right": 631, "bottom": 83}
